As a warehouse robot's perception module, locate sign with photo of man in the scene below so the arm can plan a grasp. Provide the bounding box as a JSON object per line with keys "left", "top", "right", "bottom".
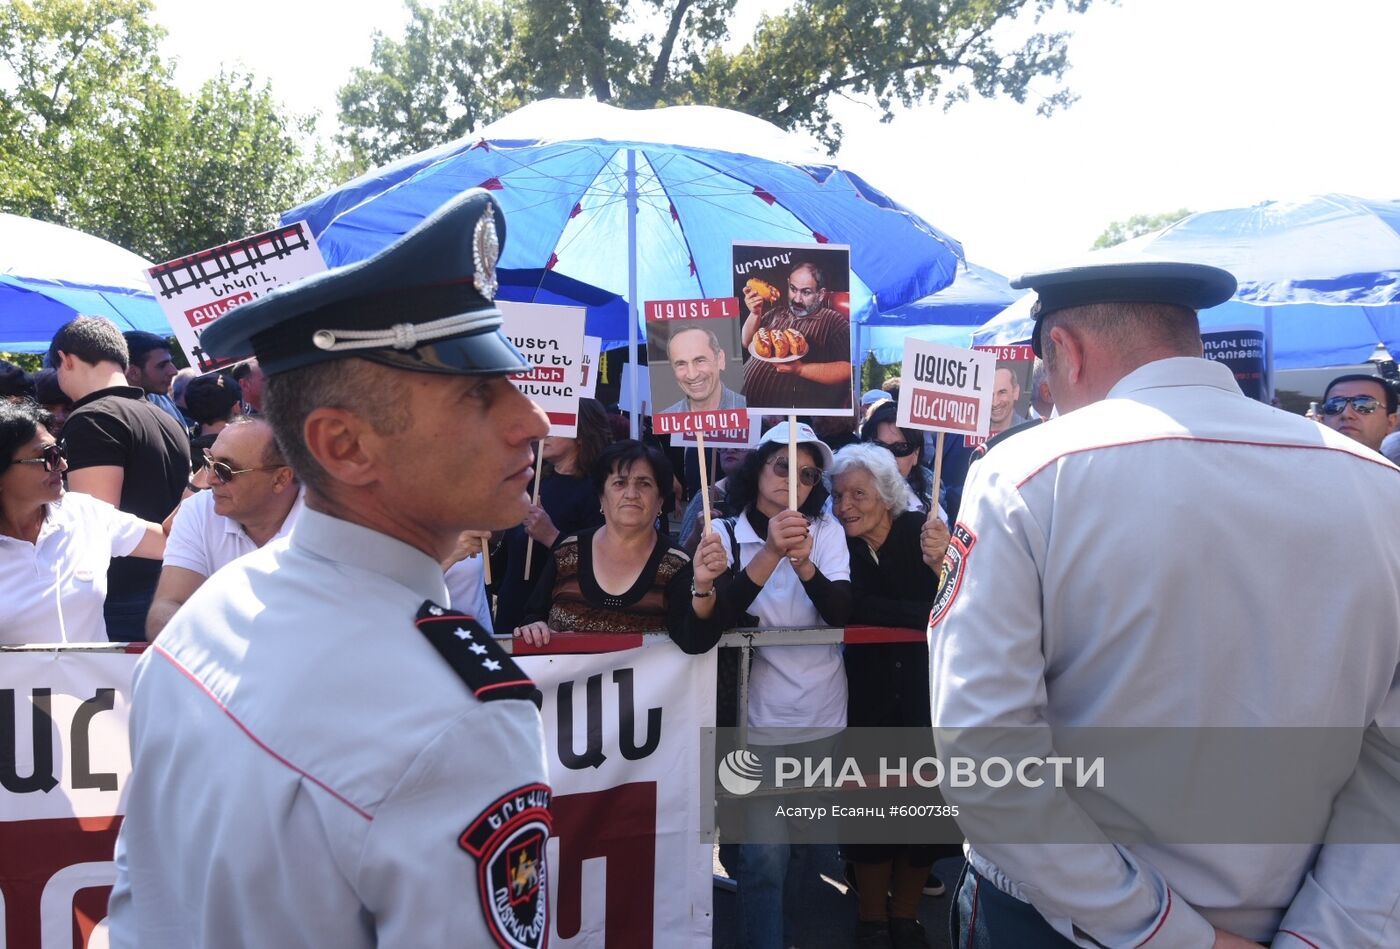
{"left": 966, "top": 344, "right": 1035, "bottom": 448}
{"left": 732, "top": 241, "right": 853, "bottom": 416}
{"left": 645, "top": 297, "right": 747, "bottom": 435}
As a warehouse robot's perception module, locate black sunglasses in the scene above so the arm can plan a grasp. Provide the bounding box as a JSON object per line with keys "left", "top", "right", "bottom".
{"left": 769, "top": 456, "right": 822, "bottom": 487}
{"left": 874, "top": 438, "right": 919, "bottom": 458}
{"left": 13, "top": 443, "right": 66, "bottom": 473}
{"left": 1320, "top": 395, "right": 1382, "bottom": 416}
{"left": 203, "top": 450, "right": 283, "bottom": 485}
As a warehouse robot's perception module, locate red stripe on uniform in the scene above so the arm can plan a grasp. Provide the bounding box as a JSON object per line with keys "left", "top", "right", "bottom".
{"left": 1276, "top": 931, "right": 1321, "bottom": 949}
{"left": 1133, "top": 889, "right": 1171, "bottom": 946}
{"left": 152, "top": 646, "right": 373, "bottom": 821}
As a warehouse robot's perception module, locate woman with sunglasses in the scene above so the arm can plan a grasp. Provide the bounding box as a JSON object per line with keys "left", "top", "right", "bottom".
{"left": 0, "top": 400, "right": 166, "bottom": 644}
{"left": 703, "top": 421, "right": 852, "bottom": 949}
{"left": 860, "top": 401, "right": 938, "bottom": 514}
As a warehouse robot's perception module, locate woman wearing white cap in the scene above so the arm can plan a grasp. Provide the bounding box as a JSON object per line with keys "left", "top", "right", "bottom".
{"left": 700, "top": 420, "right": 851, "bottom": 949}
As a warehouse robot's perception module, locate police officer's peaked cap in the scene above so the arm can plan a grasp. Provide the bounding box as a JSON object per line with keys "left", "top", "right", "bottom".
{"left": 1011, "top": 261, "right": 1238, "bottom": 357}
{"left": 200, "top": 190, "right": 528, "bottom": 378}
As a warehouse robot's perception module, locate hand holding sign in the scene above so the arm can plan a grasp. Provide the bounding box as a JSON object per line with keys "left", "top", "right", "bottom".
{"left": 921, "top": 515, "right": 951, "bottom": 572}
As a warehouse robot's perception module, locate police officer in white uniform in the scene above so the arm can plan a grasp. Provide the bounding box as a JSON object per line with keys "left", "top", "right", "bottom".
{"left": 109, "top": 191, "right": 555, "bottom": 949}
{"left": 931, "top": 261, "right": 1400, "bottom": 948}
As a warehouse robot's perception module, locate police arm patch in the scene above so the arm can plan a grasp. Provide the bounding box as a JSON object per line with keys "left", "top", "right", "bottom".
{"left": 928, "top": 523, "right": 976, "bottom": 628}
{"left": 460, "top": 783, "right": 553, "bottom": 949}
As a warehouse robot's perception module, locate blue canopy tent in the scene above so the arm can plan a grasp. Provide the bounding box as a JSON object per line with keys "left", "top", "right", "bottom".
{"left": 1, "top": 214, "right": 171, "bottom": 352}
{"left": 283, "top": 99, "right": 964, "bottom": 430}
{"left": 858, "top": 262, "right": 1025, "bottom": 364}
{"left": 974, "top": 194, "right": 1400, "bottom": 372}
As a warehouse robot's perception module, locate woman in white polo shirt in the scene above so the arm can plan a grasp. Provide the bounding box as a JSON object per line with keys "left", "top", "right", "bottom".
{"left": 708, "top": 420, "right": 851, "bottom": 949}
{"left": 0, "top": 400, "right": 165, "bottom": 644}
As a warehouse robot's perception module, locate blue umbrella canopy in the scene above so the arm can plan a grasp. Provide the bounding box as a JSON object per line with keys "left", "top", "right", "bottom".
{"left": 859, "top": 262, "right": 1025, "bottom": 363}
{"left": 974, "top": 194, "right": 1400, "bottom": 369}
{"left": 285, "top": 99, "right": 964, "bottom": 340}
{"left": 0, "top": 214, "right": 171, "bottom": 352}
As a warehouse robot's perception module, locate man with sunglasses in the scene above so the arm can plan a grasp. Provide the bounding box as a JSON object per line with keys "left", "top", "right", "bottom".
{"left": 145, "top": 417, "right": 302, "bottom": 640}
{"left": 1317, "top": 372, "right": 1398, "bottom": 453}
{"left": 930, "top": 261, "right": 1400, "bottom": 949}
{"left": 110, "top": 191, "right": 555, "bottom": 949}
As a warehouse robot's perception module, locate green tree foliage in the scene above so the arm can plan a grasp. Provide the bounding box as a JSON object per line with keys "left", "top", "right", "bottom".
{"left": 339, "top": 0, "right": 1103, "bottom": 168}
{"left": 0, "top": 0, "right": 325, "bottom": 261}
{"left": 1092, "top": 207, "right": 1192, "bottom": 249}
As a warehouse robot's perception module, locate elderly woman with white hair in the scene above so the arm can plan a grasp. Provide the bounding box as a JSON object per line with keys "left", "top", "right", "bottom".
{"left": 830, "top": 442, "right": 952, "bottom": 948}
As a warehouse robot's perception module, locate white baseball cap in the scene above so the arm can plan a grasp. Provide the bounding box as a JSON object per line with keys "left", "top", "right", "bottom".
{"left": 757, "top": 420, "right": 835, "bottom": 469}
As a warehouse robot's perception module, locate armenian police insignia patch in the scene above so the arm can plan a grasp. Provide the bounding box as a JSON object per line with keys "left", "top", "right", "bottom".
{"left": 929, "top": 523, "right": 976, "bottom": 628}
{"left": 460, "top": 783, "right": 552, "bottom": 949}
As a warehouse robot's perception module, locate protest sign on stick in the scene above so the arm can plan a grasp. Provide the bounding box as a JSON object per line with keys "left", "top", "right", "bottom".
{"left": 966, "top": 344, "right": 1036, "bottom": 449}
{"left": 145, "top": 222, "right": 328, "bottom": 372}
{"left": 732, "top": 241, "right": 854, "bottom": 417}
{"left": 502, "top": 301, "right": 587, "bottom": 438}
{"left": 579, "top": 335, "right": 603, "bottom": 400}
{"left": 897, "top": 340, "right": 997, "bottom": 505}
{"left": 646, "top": 296, "right": 747, "bottom": 534}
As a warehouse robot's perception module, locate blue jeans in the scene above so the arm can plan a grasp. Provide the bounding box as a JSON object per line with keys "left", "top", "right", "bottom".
{"left": 103, "top": 586, "right": 154, "bottom": 643}
{"left": 952, "top": 864, "right": 1076, "bottom": 948}
{"left": 734, "top": 736, "right": 840, "bottom": 949}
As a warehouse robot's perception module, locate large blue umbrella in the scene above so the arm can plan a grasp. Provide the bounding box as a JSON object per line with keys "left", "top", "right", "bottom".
{"left": 974, "top": 193, "right": 1400, "bottom": 370}
{"left": 285, "top": 99, "right": 964, "bottom": 426}
{"left": 0, "top": 214, "right": 172, "bottom": 352}
{"left": 858, "top": 262, "right": 1024, "bottom": 363}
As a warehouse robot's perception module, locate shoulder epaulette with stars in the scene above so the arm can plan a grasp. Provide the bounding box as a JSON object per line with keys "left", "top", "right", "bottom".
{"left": 415, "top": 601, "right": 542, "bottom": 708}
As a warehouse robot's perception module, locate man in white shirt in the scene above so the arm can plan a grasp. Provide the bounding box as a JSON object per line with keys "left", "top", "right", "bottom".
{"left": 145, "top": 416, "right": 300, "bottom": 639}
{"left": 932, "top": 261, "right": 1400, "bottom": 949}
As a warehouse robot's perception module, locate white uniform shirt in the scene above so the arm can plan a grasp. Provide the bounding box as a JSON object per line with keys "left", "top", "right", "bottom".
{"left": 931, "top": 357, "right": 1400, "bottom": 948}
{"left": 0, "top": 492, "right": 146, "bottom": 644}
{"left": 108, "top": 507, "right": 550, "bottom": 949}
{"left": 444, "top": 553, "right": 494, "bottom": 634}
{"left": 163, "top": 487, "right": 303, "bottom": 577}
{"left": 715, "top": 510, "right": 850, "bottom": 743}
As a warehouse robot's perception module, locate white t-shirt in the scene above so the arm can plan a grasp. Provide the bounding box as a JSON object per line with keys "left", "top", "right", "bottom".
{"left": 714, "top": 510, "right": 851, "bottom": 743}
{"left": 443, "top": 555, "right": 494, "bottom": 635}
{"left": 0, "top": 492, "right": 147, "bottom": 644}
{"left": 164, "top": 489, "right": 302, "bottom": 578}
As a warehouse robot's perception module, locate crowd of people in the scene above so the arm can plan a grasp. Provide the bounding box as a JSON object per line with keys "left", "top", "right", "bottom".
{"left": 2, "top": 193, "right": 1398, "bottom": 949}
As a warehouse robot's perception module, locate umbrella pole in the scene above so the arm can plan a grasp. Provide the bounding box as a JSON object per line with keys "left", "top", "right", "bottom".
{"left": 626, "top": 147, "right": 641, "bottom": 440}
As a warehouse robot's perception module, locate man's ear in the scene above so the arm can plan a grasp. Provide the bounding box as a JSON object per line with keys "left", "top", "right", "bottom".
{"left": 302, "top": 407, "right": 380, "bottom": 488}
{"left": 124, "top": 363, "right": 141, "bottom": 385}
{"left": 1047, "top": 325, "right": 1085, "bottom": 385}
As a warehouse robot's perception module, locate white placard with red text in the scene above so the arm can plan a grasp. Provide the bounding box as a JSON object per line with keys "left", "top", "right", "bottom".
{"left": 0, "top": 643, "right": 714, "bottom": 949}
{"left": 145, "top": 222, "right": 328, "bottom": 373}
{"left": 501, "top": 301, "right": 587, "bottom": 437}
{"left": 896, "top": 339, "right": 997, "bottom": 438}
{"left": 579, "top": 336, "right": 603, "bottom": 400}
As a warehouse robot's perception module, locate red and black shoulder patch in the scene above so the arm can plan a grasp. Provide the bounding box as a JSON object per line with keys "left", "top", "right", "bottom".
{"left": 928, "top": 522, "right": 977, "bottom": 629}
{"left": 460, "top": 783, "right": 553, "bottom": 949}
{"left": 416, "top": 601, "right": 541, "bottom": 707}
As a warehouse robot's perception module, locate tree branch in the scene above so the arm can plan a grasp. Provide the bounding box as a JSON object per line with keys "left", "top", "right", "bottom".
{"left": 649, "top": 0, "right": 695, "bottom": 92}
{"left": 579, "top": 0, "right": 613, "bottom": 101}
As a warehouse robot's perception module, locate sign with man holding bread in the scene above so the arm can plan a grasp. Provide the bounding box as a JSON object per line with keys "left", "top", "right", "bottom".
{"left": 733, "top": 241, "right": 854, "bottom": 415}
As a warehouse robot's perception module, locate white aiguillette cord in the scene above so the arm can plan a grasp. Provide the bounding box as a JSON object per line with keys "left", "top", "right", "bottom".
{"left": 311, "top": 309, "right": 504, "bottom": 352}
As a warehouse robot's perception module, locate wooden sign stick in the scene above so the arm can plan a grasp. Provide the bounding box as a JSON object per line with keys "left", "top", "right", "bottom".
{"left": 787, "top": 414, "right": 798, "bottom": 511}
{"left": 523, "top": 442, "right": 545, "bottom": 579}
{"left": 696, "top": 431, "right": 713, "bottom": 535}
{"left": 931, "top": 432, "right": 946, "bottom": 514}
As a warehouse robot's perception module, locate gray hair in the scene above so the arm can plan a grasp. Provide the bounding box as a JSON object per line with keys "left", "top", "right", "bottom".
{"left": 829, "top": 442, "right": 910, "bottom": 517}
{"left": 262, "top": 358, "right": 410, "bottom": 496}
{"left": 1030, "top": 357, "right": 1049, "bottom": 392}
{"left": 1041, "top": 301, "right": 1200, "bottom": 371}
